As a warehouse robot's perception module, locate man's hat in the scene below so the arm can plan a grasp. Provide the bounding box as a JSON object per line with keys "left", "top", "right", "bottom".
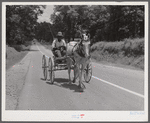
{"left": 57, "top": 32, "right": 63, "bottom": 37}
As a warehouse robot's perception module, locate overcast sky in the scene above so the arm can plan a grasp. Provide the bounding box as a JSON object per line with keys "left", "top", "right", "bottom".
{"left": 37, "top": 5, "right": 54, "bottom": 23}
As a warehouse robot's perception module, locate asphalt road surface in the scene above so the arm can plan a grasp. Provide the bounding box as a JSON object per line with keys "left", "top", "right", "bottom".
{"left": 16, "top": 42, "right": 144, "bottom": 110}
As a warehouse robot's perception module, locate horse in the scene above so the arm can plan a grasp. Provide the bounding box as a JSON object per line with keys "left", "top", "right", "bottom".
{"left": 66, "top": 37, "right": 91, "bottom": 92}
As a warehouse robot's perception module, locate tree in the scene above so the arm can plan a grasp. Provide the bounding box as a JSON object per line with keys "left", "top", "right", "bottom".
{"left": 6, "top": 5, "right": 46, "bottom": 45}
{"left": 35, "top": 22, "right": 53, "bottom": 43}
{"left": 50, "top": 5, "right": 144, "bottom": 43}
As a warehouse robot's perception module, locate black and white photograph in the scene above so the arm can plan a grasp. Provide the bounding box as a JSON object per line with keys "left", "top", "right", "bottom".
{"left": 2, "top": 1, "right": 148, "bottom": 121}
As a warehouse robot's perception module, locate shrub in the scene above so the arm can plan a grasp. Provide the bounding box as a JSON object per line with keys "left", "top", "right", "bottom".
{"left": 91, "top": 38, "right": 144, "bottom": 69}
{"left": 11, "top": 45, "right": 23, "bottom": 52}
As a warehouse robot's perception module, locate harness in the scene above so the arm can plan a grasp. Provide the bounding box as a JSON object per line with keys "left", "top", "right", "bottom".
{"left": 67, "top": 33, "right": 90, "bottom": 65}
{"left": 72, "top": 41, "right": 85, "bottom": 58}
{"left": 67, "top": 41, "right": 85, "bottom": 66}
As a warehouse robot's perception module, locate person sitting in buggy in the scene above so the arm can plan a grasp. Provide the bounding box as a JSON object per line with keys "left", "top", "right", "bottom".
{"left": 52, "top": 32, "right": 66, "bottom": 63}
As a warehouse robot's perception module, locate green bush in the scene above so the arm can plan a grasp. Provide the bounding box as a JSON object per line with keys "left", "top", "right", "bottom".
{"left": 10, "top": 41, "right": 32, "bottom": 52}
{"left": 91, "top": 38, "right": 144, "bottom": 69}
{"left": 11, "top": 45, "right": 23, "bottom": 52}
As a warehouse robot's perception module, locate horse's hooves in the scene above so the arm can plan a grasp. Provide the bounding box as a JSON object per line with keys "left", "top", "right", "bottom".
{"left": 73, "top": 80, "right": 76, "bottom": 83}
{"left": 79, "top": 88, "right": 84, "bottom": 92}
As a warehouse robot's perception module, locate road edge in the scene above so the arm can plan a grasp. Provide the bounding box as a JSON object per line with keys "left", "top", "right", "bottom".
{"left": 6, "top": 52, "right": 31, "bottom": 110}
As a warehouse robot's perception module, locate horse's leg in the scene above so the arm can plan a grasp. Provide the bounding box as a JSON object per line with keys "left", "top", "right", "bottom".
{"left": 78, "top": 63, "right": 86, "bottom": 91}
{"left": 73, "top": 65, "right": 76, "bottom": 83}
{"left": 82, "top": 63, "right": 86, "bottom": 88}
{"left": 78, "top": 64, "right": 82, "bottom": 89}
{"left": 67, "top": 58, "right": 71, "bottom": 84}
{"left": 68, "top": 67, "right": 72, "bottom": 84}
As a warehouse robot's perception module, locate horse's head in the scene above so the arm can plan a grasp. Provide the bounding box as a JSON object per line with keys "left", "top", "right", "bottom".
{"left": 79, "top": 40, "right": 91, "bottom": 59}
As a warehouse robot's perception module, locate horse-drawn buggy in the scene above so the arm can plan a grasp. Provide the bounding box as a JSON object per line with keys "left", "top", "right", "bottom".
{"left": 42, "top": 31, "right": 92, "bottom": 91}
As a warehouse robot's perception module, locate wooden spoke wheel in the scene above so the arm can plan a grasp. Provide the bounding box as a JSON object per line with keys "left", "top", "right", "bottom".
{"left": 42, "top": 55, "right": 47, "bottom": 80}
{"left": 48, "top": 57, "right": 55, "bottom": 84}
{"left": 83, "top": 62, "right": 92, "bottom": 83}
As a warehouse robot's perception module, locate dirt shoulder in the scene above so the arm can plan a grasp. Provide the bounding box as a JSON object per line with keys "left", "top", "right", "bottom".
{"left": 6, "top": 42, "right": 32, "bottom": 110}
{"left": 91, "top": 58, "right": 143, "bottom": 71}
{"left": 6, "top": 52, "right": 32, "bottom": 110}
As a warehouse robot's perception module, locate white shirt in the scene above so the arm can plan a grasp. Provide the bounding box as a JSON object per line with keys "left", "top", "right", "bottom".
{"left": 52, "top": 39, "right": 66, "bottom": 48}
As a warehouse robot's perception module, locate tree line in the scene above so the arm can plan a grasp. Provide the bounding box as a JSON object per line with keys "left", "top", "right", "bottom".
{"left": 6, "top": 5, "right": 46, "bottom": 45}
{"left": 50, "top": 5, "right": 144, "bottom": 44}
{"left": 6, "top": 5, "right": 144, "bottom": 45}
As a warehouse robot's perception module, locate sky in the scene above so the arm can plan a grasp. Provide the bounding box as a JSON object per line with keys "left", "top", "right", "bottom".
{"left": 37, "top": 5, "right": 54, "bottom": 23}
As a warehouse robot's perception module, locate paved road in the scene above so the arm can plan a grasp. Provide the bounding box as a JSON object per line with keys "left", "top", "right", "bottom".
{"left": 16, "top": 42, "right": 144, "bottom": 110}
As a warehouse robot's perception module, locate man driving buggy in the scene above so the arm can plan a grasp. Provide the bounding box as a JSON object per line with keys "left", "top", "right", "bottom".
{"left": 52, "top": 32, "right": 66, "bottom": 58}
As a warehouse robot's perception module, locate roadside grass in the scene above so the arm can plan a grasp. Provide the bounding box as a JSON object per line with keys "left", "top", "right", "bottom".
{"left": 91, "top": 38, "right": 144, "bottom": 70}
{"left": 10, "top": 41, "right": 31, "bottom": 52}
{"left": 6, "top": 41, "right": 32, "bottom": 70}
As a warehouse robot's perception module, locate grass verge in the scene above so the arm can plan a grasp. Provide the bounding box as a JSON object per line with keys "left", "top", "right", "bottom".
{"left": 6, "top": 41, "right": 32, "bottom": 70}
{"left": 91, "top": 38, "right": 144, "bottom": 70}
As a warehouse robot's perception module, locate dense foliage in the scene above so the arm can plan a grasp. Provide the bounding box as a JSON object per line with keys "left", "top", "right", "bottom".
{"left": 6, "top": 5, "right": 45, "bottom": 45}
{"left": 6, "top": 5, "right": 144, "bottom": 45}
{"left": 50, "top": 5, "right": 144, "bottom": 43}
{"left": 91, "top": 38, "right": 144, "bottom": 69}
{"left": 35, "top": 22, "right": 54, "bottom": 42}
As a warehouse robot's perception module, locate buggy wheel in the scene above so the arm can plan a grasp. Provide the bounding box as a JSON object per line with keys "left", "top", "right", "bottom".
{"left": 42, "top": 55, "right": 47, "bottom": 80}
{"left": 84, "top": 62, "right": 92, "bottom": 83}
{"left": 48, "top": 57, "right": 55, "bottom": 84}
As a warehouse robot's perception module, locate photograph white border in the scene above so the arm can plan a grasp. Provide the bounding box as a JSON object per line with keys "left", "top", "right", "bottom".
{"left": 2, "top": 1, "right": 148, "bottom": 121}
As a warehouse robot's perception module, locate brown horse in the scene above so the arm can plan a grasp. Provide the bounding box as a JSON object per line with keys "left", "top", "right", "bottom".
{"left": 66, "top": 39, "right": 91, "bottom": 91}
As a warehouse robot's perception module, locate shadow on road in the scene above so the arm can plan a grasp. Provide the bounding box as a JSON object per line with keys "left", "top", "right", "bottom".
{"left": 46, "top": 81, "right": 53, "bottom": 85}
{"left": 40, "top": 78, "right": 46, "bottom": 81}
{"left": 44, "top": 78, "right": 83, "bottom": 92}
{"left": 54, "top": 78, "right": 68, "bottom": 83}
{"left": 61, "top": 83, "right": 82, "bottom": 92}
{"left": 44, "top": 78, "right": 68, "bottom": 85}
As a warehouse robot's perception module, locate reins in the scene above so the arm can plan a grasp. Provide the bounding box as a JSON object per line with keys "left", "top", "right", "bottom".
{"left": 71, "top": 41, "right": 86, "bottom": 58}
{"left": 77, "top": 43, "right": 85, "bottom": 57}
{"left": 72, "top": 42, "right": 78, "bottom": 55}
{"left": 66, "top": 41, "right": 85, "bottom": 66}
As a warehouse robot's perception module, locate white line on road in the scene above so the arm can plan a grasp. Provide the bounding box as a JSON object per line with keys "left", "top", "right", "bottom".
{"left": 36, "top": 44, "right": 49, "bottom": 58}
{"left": 36, "top": 44, "right": 44, "bottom": 55}
{"left": 37, "top": 43, "right": 144, "bottom": 99}
{"left": 92, "top": 75, "right": 144, "bottom": 98}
